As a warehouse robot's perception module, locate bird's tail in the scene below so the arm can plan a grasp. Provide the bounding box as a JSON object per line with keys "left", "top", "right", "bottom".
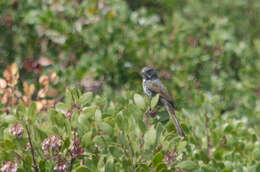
{"left": 164, "top": 102, "right": 185, "bottom": 137}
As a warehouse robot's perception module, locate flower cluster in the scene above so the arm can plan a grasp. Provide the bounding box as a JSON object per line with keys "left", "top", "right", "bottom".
{"left": 1, "top": 161, "right": 18, "bottom": 172}
{"left": 53, "top": 159, "right": 67, "bottom": 172}
{"left": 164, "top": 150, "right": 176, "bottom": 165}
{"left": 65, "top": 110, "right": 72, "bottom": 120}
{"left": 9, "top": 123, "right": 24, "bottom": 138}
{"left": 70, "top": 133, "right": 84, "bottom": 159}
{"left": 41, "top": 135, "right": 62, "bottom": 154}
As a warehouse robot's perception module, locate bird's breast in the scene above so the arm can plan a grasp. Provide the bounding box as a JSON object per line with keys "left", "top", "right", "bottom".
{"left": 143, "top": 80, "right": 153, "bottom": 99}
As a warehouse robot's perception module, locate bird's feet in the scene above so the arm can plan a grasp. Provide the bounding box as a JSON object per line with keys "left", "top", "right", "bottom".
{"left": 145, "top": 108, "right": 157, "bottom": 118}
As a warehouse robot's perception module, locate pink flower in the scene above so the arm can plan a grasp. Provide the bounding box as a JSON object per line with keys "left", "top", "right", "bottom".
{"left": 41, "top": 135, "right": 62, "bottom": 154}
{"left": 53, "top": 160, "right": 67, "bottom": 172}
{"left": 1, "top": 161, "right": 18, "bottom": 172}
{"left": 9, "top": 123, "right": 24, "bottom": 138}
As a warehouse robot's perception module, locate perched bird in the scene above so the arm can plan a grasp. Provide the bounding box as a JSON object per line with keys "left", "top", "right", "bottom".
{"left": 140, "top": 66, "right": 185, "bottom": 137}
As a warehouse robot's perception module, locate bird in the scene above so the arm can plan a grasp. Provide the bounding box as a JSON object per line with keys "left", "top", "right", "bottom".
{"left": 140, "top": 66, "right": 185, "bottom": 137}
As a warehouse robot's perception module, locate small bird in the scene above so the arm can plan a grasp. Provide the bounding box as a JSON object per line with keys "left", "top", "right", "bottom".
{"left": 140, "top": 66, "right": 185, "bottom": 137}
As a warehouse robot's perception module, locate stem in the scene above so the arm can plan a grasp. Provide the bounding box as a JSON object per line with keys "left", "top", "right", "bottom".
{"left": 68, "top": 128, "right": 76, "bottom": 172}
{"left": 25, "top": 124, "right": 39, "bottom": 172}
{"left": 205, "top": 115, "right": 211, "bottom": 161}
{"left": 68, "top": 157, "right": 75, "bottom": 172}
{"left": 126, "top": 134, "right": 135, "bottom": 165}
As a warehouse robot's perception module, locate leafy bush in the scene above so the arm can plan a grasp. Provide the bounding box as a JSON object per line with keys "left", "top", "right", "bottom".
{"left": 0, "top": 87, "right": 259, "bottom": 171}
{"left": 0, "top": 0, "right": 260, "bottom": 171}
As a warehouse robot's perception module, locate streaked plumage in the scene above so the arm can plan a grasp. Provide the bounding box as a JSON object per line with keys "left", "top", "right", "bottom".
{"left": 141, "top": 66, "right": 185, "bottom": 137}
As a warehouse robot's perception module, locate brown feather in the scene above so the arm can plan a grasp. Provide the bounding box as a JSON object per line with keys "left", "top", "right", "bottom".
{"left": 163, "top": 100, "right": 185, "bottom": 137}
{"left": 145, "top": 80, "right": 174, "bottom": 105}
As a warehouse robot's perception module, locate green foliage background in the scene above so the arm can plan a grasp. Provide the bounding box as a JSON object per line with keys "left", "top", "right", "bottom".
{"left": 0, "top": 0, "right": 260, "bottom": 171}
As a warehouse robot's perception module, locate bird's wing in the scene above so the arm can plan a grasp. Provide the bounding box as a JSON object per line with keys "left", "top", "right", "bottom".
{"left": 145, "top": 80, "right": 174, "bottom": 104}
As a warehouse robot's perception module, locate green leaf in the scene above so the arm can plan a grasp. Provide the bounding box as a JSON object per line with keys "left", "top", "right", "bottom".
{"left": 65, "top": 89, "right": 73, "bottom": 106}
{"left": 71, "top": 110, "right": 80, "bottom": 128}
{"left": 116, "top": 111, "right": 128, "bottom": 131}
{"left": 155, "top": 123, "right": 163, "bottom": 145}
{"left": 155, "top": 162, "right": 167, "bottom": 172}
{"left": 253, "top": 149, "right": 260, "bottom": 161}
{"left": 85, "top": 155, "right": 98, "bottom": 170}
{"left": 3, "top": 115, "right": 17, "bottom": 124}
{"left": 176, "top": 160, "right": 198, "bottom": 171}
{"left": 105, "top": 156, "right": 115, "bottom": 172}
{"left": 109, "top": 146, "right": 124, "bottom": 157}
{"left": 118, "top": 133, "right": 128, "bottom": 146}
{"left": 28, "top": 102, "right": 36, "bottom": 122}
{"left": 136, "top": 164, "right": 150, "bottom": 172}
{"left": 39, "top": 160, "right": 46, "bottom": 171}
{"left": 141, "top": 150, "right": 153, "bottom": 160}
{"left": 23, "top": 10, "right": 41, "bottom": 24}
{"left": 99, "top": 122, "right": 114, "bottom": 136}
{"left": 138, "top": 119, "right": 146, "bottom": 133}
{"left": 177, "top": 141, "right": 187, "bottom": 151}
{"left": 134, "top": 94, "right": 146, "bottom": 109}
{"left": 79, "top": 107, "right": 96, "bottom": 126}
{"left": 55, "top": 102, "right": 69, "bottom": 114}
{"left": 93, "top": 136, "right": 104, "bottom": 146}
{"left": 0, "top": 139, "right": 15, "bottom": 150}
{"left": 34, "top": 126, "right": 48, "bottom": 141}
{"left": 221, "top": 168, "right": 232, "bottom": 172}
{"left": 79, "top": 92, "right": 93, "bottom": 106}
{"left": 71, "top": 89, "right": 79, "bottom": 104}
{"left": 23, "top": 155, "right": 33, "bottom": 169}
{"left": 116, "top": 112, "right": 124, "bottom": 130}
{"left": 49, "top": 110, "right": 65, "bottom": 127}
{"left": 144, "top": 126, "right": 156, "bottom": 149}
{"left": 95, "top": 109, "right": 102, "bottom": 124}
{"left": 152, "top": 152, "right": 164, "bottom": 167}
{"left": 256, "top": 164, "right": 260, "bottom": 172}
{"left": 82, "top": 132, "right": 92, "bottom": 146}
{"left": 61, "top": 137, "right": 70, "bottom": 151}
{"left": 151, "top": 94, "right": 160, "bottom": 109}
{"left": 16, "top": 103, "right": 26, "bottom": 119}
{"left": 76, "top": 166, "right": 92, "bottom": 172}
{"left": 78, "top": 113, "right": 90, "bottom": 131}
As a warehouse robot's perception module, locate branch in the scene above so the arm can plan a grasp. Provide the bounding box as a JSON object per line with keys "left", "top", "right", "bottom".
{"left": 68, "top": 157, "right": 75, "bottom": 172}
{"left": 205, "top": 115, "right": 211, "bottom": 162}
{"left": 126, "top": 134, "right": 135, "bottom": 165}
{"left": 25, "top": 123, "right": 39, "bottom": 172}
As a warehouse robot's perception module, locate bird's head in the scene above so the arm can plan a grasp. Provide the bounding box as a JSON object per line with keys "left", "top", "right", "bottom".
{"left": 140, "top": 66, "right": 158, "bottom": 80}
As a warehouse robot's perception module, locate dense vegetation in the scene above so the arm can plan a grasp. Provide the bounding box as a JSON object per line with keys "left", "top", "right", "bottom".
{"left": 0, "top": 0, "right": 260, "bottom": 171}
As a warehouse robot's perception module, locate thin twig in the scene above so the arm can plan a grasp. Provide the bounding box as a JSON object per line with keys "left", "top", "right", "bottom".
{"left": 205, "top": 115, "right": 211, "bottom": 161}
{"left": 25, "top": 123, "right": 39, "bottom": 172}
{"left": 126, "top": 134, "right": 135, "bottom": 165}
{"left": 68, "top": 157, "right": 75, "bottom": 172}
{"left": 118, "top": 132, "right": 131, "bottom": 165}
{"left": 68, "top": 128, "right": 76, "bottom": 172}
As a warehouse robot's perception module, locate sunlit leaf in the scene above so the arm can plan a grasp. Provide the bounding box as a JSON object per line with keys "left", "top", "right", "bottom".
{"left": 76, "top": 166, "right": 92, "bottom": 172}
{"left": 134, "top": 94, "right": 146, "bottom": 109}
{"left": 28, "top": 102, "right": 36, "bottom": 122}
{"left": 79, "top": 92, "right": 93, "bottom": 106}
{"left": 143, "top": 126, "right": 156, "bottom": 149}
{"left": 152, "top": 152, "right": 164, "bottom": 167}
{"left": 95, "top": 109, "right": 102, "bottom": 124}
{"left": 176, "top": 160, "right": 198, "bottom": 171}
{"left": 151, "top": 94, "right": 160, "bottom": 109}
{"left": 55, "top": 102, "right": 69, "bottom": 114}
{"left": 99, "top": 122, "right": 114, "bottom": 136}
